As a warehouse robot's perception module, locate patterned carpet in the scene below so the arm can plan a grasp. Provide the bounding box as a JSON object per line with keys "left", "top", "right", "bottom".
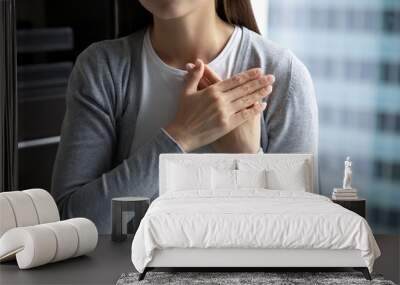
{"left": 117, "top": 271, "right": 396, "bottom": 285}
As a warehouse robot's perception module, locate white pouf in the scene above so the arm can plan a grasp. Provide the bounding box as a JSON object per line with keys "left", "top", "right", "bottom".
{"left": 24, "top": 188, "right": 60, "bottom": 223}
{"left": 0, "top": 189, "right": 98, "bottom": 269}
{"left": 0, "top": 196, "right": 17, "bottom": 237}
{"left": 1, "top": 191, "right": 39, "bottom": 227}
{"left": 0, "top": 218, "right": 98, "bottom": 269}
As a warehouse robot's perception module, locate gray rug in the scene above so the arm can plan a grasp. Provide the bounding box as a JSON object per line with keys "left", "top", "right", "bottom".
{"left": 116, "top": 271, "right": 396, "bottom": 285}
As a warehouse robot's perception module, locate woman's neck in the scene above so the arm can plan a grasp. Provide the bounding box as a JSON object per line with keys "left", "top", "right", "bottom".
{"left": 149, "top": 4, "right": 234, "bottom": 70}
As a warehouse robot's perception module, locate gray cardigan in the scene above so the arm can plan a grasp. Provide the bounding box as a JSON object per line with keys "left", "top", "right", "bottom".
{"left": 51, "top": 26, "right": 319, "bottom": 234}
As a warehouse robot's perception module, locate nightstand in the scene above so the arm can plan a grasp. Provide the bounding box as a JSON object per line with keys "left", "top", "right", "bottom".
{"left": 332, "top": 198, "right": 366, "bottom": 218}
{"left": 111, "top": 197, "right": 150, "bottom": 242}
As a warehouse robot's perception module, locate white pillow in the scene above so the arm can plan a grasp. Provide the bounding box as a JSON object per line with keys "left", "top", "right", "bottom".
{"left": 265, "top": 163, "right": 309, "bottom": 191}
{"left": 167, "top": 162, "right": 212, "bottom": 191}
{"left": 211, "top": 168, "right": 268, "bottom": 190}
{"left": 212, "top": 168, "right": 237, "bottom": 190}
{"left": 237, "top": 159, "right": 310, "bottom": 192}
{"left": 236, "top": 169, "right": 267, "bottom": 188}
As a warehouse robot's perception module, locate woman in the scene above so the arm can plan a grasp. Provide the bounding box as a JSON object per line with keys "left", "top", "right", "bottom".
{"left": 51, "top": 0, "right": 318, "bottom": 234}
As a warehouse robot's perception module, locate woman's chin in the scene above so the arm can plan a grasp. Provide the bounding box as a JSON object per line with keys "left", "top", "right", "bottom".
{"left": 140, "top": 0, "right": 202, "bottom": 21}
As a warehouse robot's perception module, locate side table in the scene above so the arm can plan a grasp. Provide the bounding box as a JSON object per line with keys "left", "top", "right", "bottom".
{"left": 111, "top": 197, "right": 150, "bottom": 242}
{"left": 332, "top": 198, "right": 366, "bottom": 218}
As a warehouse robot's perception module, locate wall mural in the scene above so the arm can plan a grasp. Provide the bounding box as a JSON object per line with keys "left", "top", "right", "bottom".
{"left": 255, "top": 0, "right": 400, "bottom": 234}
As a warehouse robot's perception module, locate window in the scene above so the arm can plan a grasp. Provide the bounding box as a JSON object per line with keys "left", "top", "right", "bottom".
{"left": 252, "top": 0, "right": 400, "bottom": 234}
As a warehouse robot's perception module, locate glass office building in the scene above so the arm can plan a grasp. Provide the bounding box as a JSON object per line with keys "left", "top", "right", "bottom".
{"left": 263, "top": 0, "right": 400, "bottom": 234}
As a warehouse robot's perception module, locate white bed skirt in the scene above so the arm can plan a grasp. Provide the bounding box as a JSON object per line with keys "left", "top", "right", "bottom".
{"left": 148, "top": 248, "right": 366, "bottom": 268}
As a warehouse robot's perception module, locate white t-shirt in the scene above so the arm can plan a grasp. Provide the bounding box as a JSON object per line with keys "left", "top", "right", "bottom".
{"left": 132, "top": 25, "right": 243, "bottom": 153}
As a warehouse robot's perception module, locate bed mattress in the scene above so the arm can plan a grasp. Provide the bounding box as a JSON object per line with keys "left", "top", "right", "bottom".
{"left": 131, "top": 190, "right": 380, "bottom": 273}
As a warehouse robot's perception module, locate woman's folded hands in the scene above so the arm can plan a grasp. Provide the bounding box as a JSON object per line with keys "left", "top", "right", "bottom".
{"left": 164, "top": 58, "right": 275, "bottom": 153}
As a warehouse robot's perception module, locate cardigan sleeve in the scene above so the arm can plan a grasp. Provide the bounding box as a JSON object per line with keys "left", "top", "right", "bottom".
{"left": 51, "top": 45, "right": 183, "bottom": 234}
{"left": 265, "top": 51, "right": 319, "bottom": 191}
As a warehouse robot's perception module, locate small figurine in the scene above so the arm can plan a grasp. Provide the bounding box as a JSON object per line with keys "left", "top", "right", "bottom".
{"left": 342, "top": 156, "right": 352, "bottom": 189}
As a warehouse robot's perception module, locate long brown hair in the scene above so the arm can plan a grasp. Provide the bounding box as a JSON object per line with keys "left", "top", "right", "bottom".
{"left": 117, "top": 0, "right": 260, "bottom": 37}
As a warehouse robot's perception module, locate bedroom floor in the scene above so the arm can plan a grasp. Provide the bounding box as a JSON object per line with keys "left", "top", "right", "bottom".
{"left": 373, "top": 235, "right": 400, "bottom": 284}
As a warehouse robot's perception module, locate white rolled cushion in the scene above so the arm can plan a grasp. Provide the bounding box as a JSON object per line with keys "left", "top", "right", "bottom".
{"left": 236, "top": 169, "right": 267, "bottom": 188}
{"left": 212, "top": 168, "right": 237, "bottom": 190}
{"left": 23, "top": 189, "right": 60, "bottom": 223}
{"left": 42, "top": 221, "right": 79, "bottom": 262}
{"left": 0, "top": 196, "right": 17, "bottom": 237}
{"left": 65, "top": 218, "right": 98, "bottom": 257}
{"left": 167, "top": 162, "right": 212, "bottom": 191}
{"left": 0, "top": 226, "right": 57, "bottom": 269}
{"left": 0, "top": 218, "right": 97, "bottom": 269}
{"left": 0, "top": 191, "right": 39, "bottom": 227}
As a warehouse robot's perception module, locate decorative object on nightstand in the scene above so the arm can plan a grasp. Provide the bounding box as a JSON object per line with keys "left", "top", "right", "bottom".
{"left": 111, "top": 197, "right": 150, "bottom": 242}
{"left": 332, "top": 198, "right": 366, "bottom": 218}
{"left": 332, "top": 156, "right": 358, "bottom": 200}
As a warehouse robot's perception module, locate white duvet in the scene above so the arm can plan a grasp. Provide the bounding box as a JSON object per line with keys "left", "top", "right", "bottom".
{"left": 131, "top": 190, "right": 380, "bottom": 273}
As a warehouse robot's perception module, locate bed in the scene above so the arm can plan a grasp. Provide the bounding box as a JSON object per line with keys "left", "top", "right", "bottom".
{"left": 131, "top": 153, "right": 381, "bottom": 280}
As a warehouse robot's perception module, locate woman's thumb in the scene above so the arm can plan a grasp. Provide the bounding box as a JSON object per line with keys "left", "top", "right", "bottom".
{"left": 184, "top": 59, "right": 204, "bottom": 93}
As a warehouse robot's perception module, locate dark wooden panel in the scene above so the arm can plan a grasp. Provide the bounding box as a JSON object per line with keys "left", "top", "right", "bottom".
{"left": 18, "top": 96, "right": 66, "bottom": 141}
{"left": 45, "top": 0, "right": 115, "bottom": 58}
{"left": 18, "top": 143, "right": 59, "bottom": 190}
{"left": 0, "top": 0, "right": 18, "bottom": 192}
